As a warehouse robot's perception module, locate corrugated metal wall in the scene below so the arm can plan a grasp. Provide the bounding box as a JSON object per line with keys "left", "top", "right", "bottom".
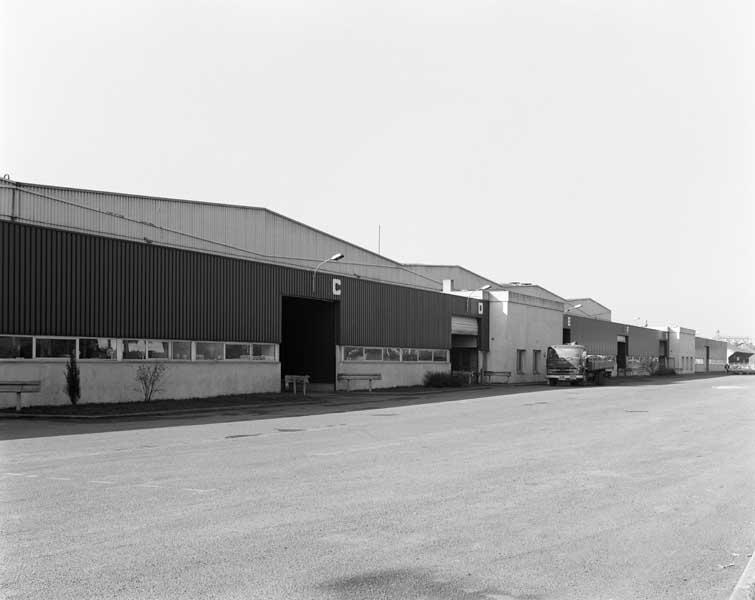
{"left": 565, "top": 315, "right": 662, "bottom": 356}
{"left": 1, "top": 221, "right": 487, "bottom": 348}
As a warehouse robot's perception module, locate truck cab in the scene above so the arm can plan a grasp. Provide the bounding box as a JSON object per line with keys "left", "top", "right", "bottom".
{"left": 546, "top": 344, "right": 588, "bottom": 385}
{"left": 546, "top": 344, "right": 615, "bottom": 386}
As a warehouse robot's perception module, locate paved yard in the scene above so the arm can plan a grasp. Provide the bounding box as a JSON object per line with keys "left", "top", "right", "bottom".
{"left": 1, "top": 376, "right": 754, "bottom": 599}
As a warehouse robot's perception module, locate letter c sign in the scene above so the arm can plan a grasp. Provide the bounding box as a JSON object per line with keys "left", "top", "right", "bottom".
{"left": 332, "top": 279, "right": 342, "bottom": 296}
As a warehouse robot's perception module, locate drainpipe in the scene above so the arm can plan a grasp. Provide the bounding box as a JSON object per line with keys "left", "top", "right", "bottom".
{"left": 9, "top": 180, "right": 17, "bottom": 221}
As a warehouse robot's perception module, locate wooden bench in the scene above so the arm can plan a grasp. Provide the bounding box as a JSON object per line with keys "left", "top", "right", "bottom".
{"left": 283, "top": 374, "right": 310, "bottom": 394}
{"left": 337, "top": 373, "right": 382, "bottom": 392}
{"left": 0, "top": 380, "right": 42, "bottom": 411}
{"left": 483, "top": 370, "right": 511, "bottom": 384}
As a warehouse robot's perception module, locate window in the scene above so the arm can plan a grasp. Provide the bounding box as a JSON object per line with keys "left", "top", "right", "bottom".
{"left": 172, "top": 341, "right": 192, "bottom": 360}
{"left": 252, "top": 343, "right": 276, "bottom": 361}
{"left": 532, "top": 350, "right": 541, "bottom": 374}
{"left": 36, "top": 338, "right": 76, "bottom": 358}
{"left": 147, "top": 340, "right": 170, "bottom": 359}
{"left": 196, "top": 342, "right": 223, "bottom": 360}
{"left": 0, "top": 336, "right": 33, "bottom": 359}
{"left": 343, "top": 346, "right": 364, "bottom": 361}
{"left": 79, "top": 338, "right": 117, "bottom": 359}
{"left": 123, "top": 340, "right": 146, "bottom": 359}
{"left": 225, "top": 343, "right": 251, "bottom": 360}
{"left": 383, "top": 348, "right": 401, "bottom": 361}
{"left": 433, "top": 349, "right": 448, "bottom": 362}
{"left": 418, "top": 349, "right": 433, "bottom": 361}
{"left": 402, "top": 348, "right": 418, "bottom": 361}
{"left": 365, "top": 348, "right": 383, "bottom": 361}
{"left": 516, "top": 349, "right": 526, "bottom": 374}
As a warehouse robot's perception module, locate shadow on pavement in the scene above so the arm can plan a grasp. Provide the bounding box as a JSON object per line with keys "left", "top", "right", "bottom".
{"left": 0, "top": 372, "right": 730, "bottom": 441}
{"left": 317, "top": 567, "right": 538, "bottom": 600}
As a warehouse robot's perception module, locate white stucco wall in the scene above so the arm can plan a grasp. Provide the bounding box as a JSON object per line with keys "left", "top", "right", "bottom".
{"left": 667, "top": 327, "right": 696, "bottom": 374}
{"left": 0, "top": 360, "right": 280, "bottom": 408}
{"left": 335, "top": 354, "right": 450, "bottom": 390}
{"left": 486, "top": 291, "right": 563, "bottom": 384}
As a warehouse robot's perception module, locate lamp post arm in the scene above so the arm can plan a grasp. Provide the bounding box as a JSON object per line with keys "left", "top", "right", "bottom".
{"left": 312, "top": 258, "right": 331, "bottom": 293}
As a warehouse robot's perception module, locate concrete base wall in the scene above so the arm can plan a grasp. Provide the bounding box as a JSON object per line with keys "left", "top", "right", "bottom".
{"left": 0, "top": 361, "right": 281, "bottom": 408}
{"left": 668, "top": 327, "right": 696, "bottom": 374}
{"left": 335, "top": 359, "right": 450, "bottom": 391}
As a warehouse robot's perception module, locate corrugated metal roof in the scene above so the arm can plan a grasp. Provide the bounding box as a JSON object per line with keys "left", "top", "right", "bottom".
{"left": 0, "top": 179, "right": 442, "bottom": 291}
{"left": 402, "top": 264, "right": 500, "bottom": 291}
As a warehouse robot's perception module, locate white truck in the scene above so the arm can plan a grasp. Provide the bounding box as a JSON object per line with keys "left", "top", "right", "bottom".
{"left": 546, "top": 344, "right": 616, "bottom": 386}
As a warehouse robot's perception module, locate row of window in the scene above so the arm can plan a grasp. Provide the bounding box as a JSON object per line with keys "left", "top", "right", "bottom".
{"left": 343, "top": 346, "right": 449, "bottom": 363}
{"left": 0, "top": 336, "right": 277, "bottom": 362}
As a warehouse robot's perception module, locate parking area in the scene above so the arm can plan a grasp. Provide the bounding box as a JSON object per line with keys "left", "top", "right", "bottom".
{"left": 1, "top": 375, "right": 753, "bottom": 599}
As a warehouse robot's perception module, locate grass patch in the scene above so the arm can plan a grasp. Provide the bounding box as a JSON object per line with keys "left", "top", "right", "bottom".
{"left": 1, "top": 393, "right": 306, "bottom": 416}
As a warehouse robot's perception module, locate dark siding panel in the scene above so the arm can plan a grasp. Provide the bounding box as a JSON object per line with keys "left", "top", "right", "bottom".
{"left": 626, "top": 324, "right": 661, "bottom": 356}
{"left": 566, "top": 315, "right": 662, "bottom": 357}
{"left": 0, "top": 223, "right": 7, "bottom": 332}
{"left": 1, "top": 221, "right": 489, "bottom": 349}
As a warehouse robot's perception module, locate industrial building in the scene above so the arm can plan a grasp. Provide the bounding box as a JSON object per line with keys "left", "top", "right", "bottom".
{"left": 410, "top": 267, "right": 728, "bottom": 381}
{"left": 0, "top": 179, "right": 729, "bottom": 407}
{"left": 0, "top": 180, "right": 489, "bottom": 406}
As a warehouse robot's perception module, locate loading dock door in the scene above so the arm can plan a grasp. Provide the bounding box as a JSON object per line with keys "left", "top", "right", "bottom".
{"left": 281, "top": 297, "right": 336, "bottom": 384}
{"left": 617, "top": 335, "right": 627, "bottom": 370}
{"left": 451, "top": 316, "right": 479, "bottom": 336}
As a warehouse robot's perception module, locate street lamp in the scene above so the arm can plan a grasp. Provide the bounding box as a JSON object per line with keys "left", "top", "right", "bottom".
{"left": 466, "top": 284, "right": 491, "bottom": 311}
{"left": 312, "top": 252, "right": 344, "bottom": 292}
{"left": 565, "top": 303, "right": 582, "bottom": 313}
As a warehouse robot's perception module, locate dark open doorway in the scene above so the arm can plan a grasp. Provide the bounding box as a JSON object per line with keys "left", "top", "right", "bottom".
{"left": 659, "top": 340, "right": 668, "bottom": 369}
{"left": 451, "top": 348, "right": 478, "bottom": 372}
{"left": 617, "top": 337, "right": 628, "bottom": 370}
{"left": 281, "top": 297, "right": 337, "bottom": 388}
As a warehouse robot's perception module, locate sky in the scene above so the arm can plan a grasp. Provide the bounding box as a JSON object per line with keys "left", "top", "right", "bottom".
{"left": 1, "top": 0, "right": 753, "bottom": 340}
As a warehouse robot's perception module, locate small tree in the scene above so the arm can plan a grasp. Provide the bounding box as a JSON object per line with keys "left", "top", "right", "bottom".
{"left": 136, "top": 363, "right": 167, "bottom": 402}
{"left": 65, "top": 354, "right": 81, "bottom": 405}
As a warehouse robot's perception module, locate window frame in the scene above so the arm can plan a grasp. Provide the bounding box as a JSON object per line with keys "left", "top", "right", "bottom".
{"left": 195, "top": 341, "right": 225, "bottom": 361}
{"left": 34, "top": 336, "right": 78, "bottom": 360}
{"left": 516, "top": 349, "right": 526, "bottom": 374}
{"left": 532, "top": 349, "right": 541, "bottom": 374}
{"left": 78, "top": 337, "right": 119, "bottom": 360}
{"left": 0, "top": 334, "right": 35, "bottom": 360}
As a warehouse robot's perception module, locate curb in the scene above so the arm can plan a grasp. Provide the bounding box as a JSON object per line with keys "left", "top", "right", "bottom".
{"left": 730, "top": 546, "right": 755, "bottom": 600}
{"left": 0, "top": 386, "right": 507, "bottom": 420}
{"left": 0, "top": 375, "right": 731, "bottom": 420}
{"left": 0, "top": 401, "right": 331, "bottom": 420}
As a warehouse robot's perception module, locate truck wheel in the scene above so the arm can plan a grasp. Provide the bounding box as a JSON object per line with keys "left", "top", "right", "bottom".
{"left": 595, "top": 371, "right": 604, "bottom": 386}
{"left": 548, "top": 379, "right": 558, "bottom": 386}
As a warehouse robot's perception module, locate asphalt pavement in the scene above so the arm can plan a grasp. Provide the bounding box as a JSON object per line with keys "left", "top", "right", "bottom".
{"left": 1, "top": 375, "right": 753, "bottom": 599}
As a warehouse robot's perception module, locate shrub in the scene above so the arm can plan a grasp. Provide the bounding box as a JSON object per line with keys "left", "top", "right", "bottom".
{"left": 652, "top": 367, "right": 676, "bottom": 377}
{"left": 423, "top": 371, "right": 467, "bottom": 387}
{"left": 136, "top": 363, "right": 167, "bottom": 402}
{"left": 64, "top": 354, "right": 81, "bottom": 405}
